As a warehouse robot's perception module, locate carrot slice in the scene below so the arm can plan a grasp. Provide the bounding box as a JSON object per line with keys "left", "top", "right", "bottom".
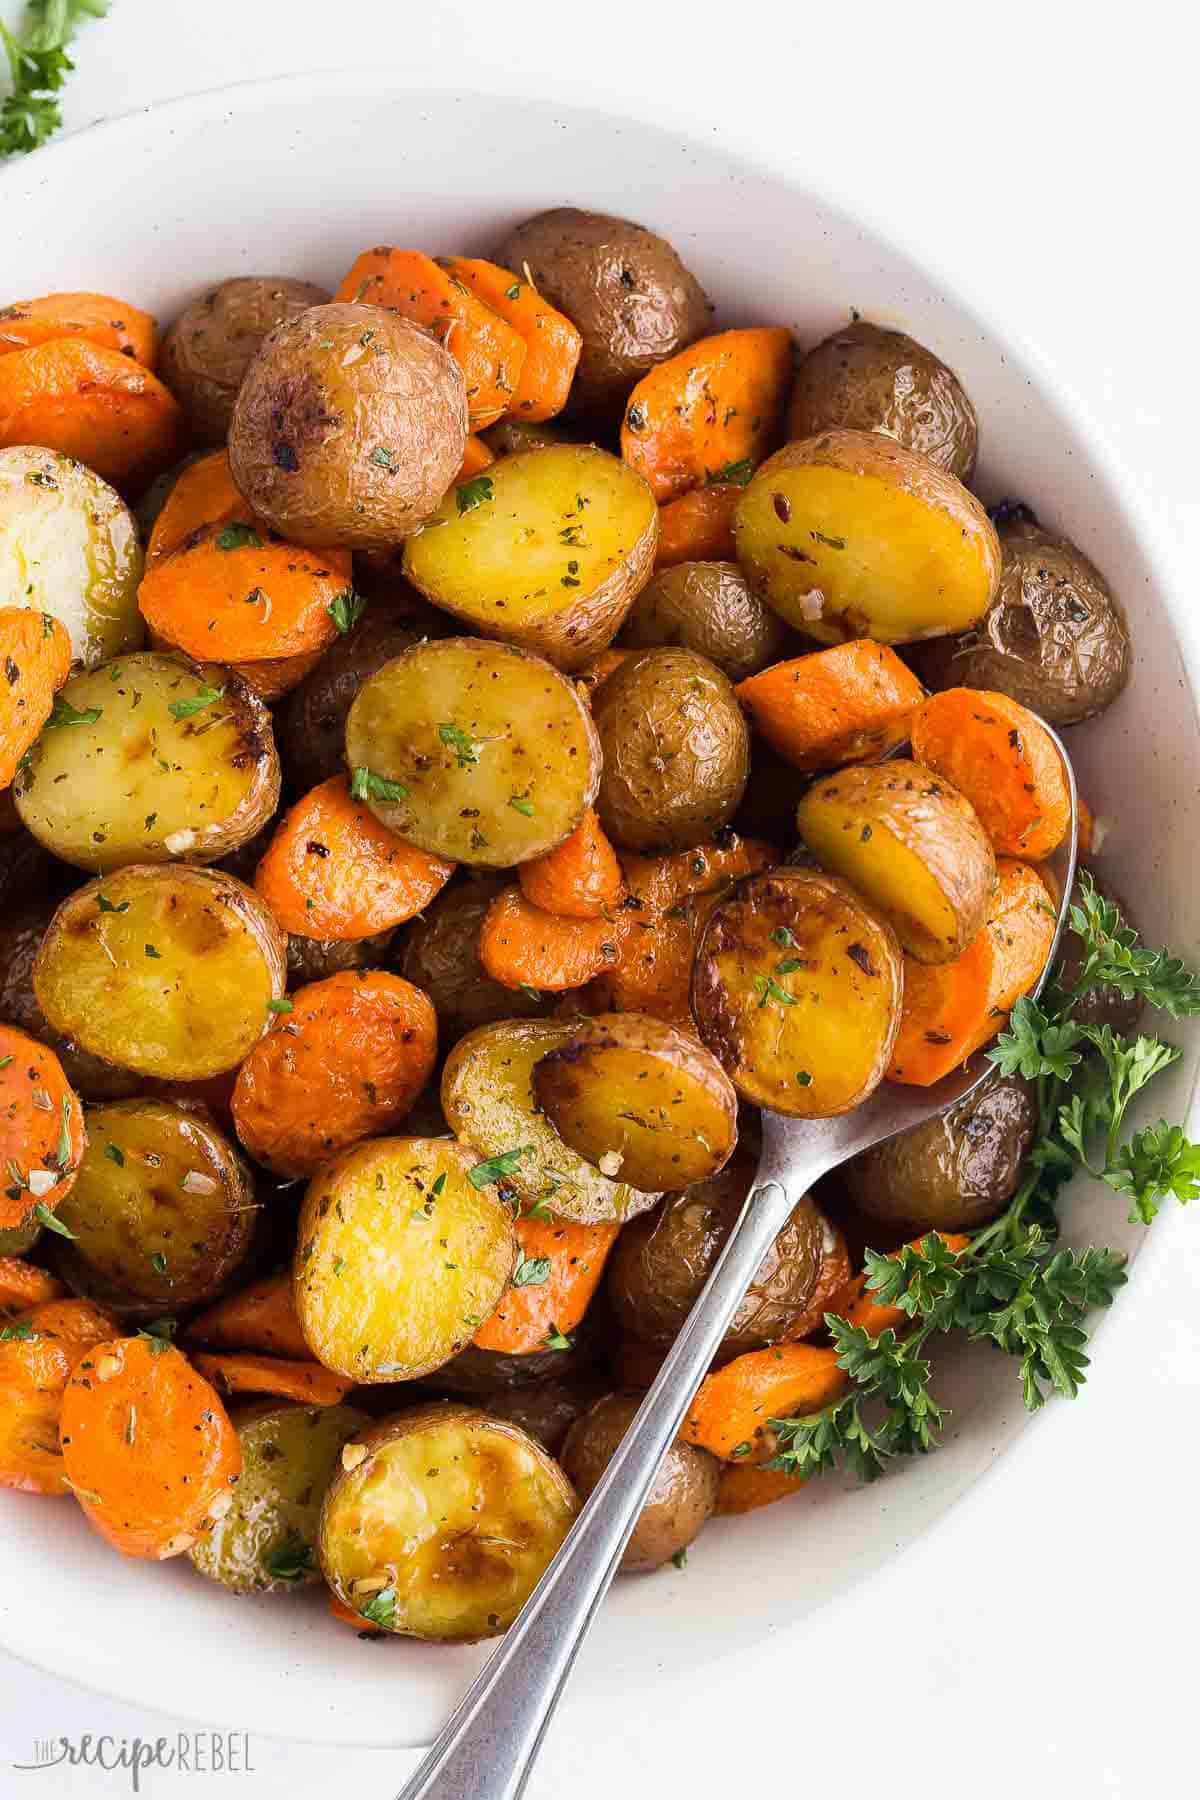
{"left": 0, "top": 1260, "right": 65, "bottom": 1311}
{"left": 58, "top": 1336, "right": 241, "bottom": 1557}
{"left": 472, "top": 1218, "right": 620, "bottom": 1354}
{"left": 455, "top": 433, "right": 495, "bottom": 484}
{"left": 438, "top": 258, "right": 582, "bottom": 422}
{"left": 146, "top": 448, "right": 253, "bottom": 565}
{"left": 716, "top": 1462, "right": 807, "bottom": 1515}
{"left": 0, "top": 338, "right": 181, "bottom": 490}
{"left": 785, "top": 1223, "right": 853, "bottom": 1342}
{"left": 621, "top": 328, "right": 793, "bottom": 504}
{"left": 518, "top": 809, "right": 622, "bottom": 920}
{"left": 887, "top": 859, "right": 1055, "bottom": 1085}
{"left": 682, "top": 1342, "right": 848, "bottom": 1461}
{"left": 190, "top": 1352, "right": 353, "bottom": 1407}
{"left": 186, "top": 1272, "right": 309, "bottom": 1360}
{"left": 0, "top": 1026, "right": 85, "bottom": 1230}
{"left": 0, "top": 292, "right": 157, "bottom": 369}
{"left": 334, "top": 248, "right": 527, "bottom": 429}
{"left": 620, "top": 835, "right": 776, "bottom": 913}
{"left": 230, "top": 970, "right": 437, "bottom": 1177}
{"left": 586, "top": 893, "right": 719, "bottom": 1031}
{"left": 911, "top": 687, "right": 1071, "bottom": 858}
{"left": 0, "top": 1298, "right": 117, "bottom": 1402}
{"left": 229, "top": 649, "right": 325, "bottom": 701}
{"left": 478, "top": 886, "right": 621, "bottom": 992}
{"left": 0, "top": 606, "right": 73, "bottom": 790}
{"left": 736, "top": 641, "right": 925, "bottom": 771}
{"left": 654, "top": 484, "right": 740, "bottom": 568}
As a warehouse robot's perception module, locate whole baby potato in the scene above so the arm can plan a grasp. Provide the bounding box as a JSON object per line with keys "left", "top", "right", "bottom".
{"left": 228, "top": 302, "right": 467, "bottom": 549}
{"left": 561, "top": 1392, "right": 719, "bottom": 1571}
{"left": 620, "top": 560, "right": 786, "bottom": 681}
{"left": 160, "top": 275, "right": 331, "bottom": 445}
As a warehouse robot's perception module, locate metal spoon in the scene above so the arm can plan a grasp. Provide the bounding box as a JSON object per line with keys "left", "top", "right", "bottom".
{"left": 397, "top": 728, "right": 1078, "bottom": 1800}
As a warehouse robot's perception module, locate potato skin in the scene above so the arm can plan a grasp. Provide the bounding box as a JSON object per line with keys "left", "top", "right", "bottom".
{"left": 394, "top": 875, "right": 547, "bottom": 1045}
{"left": 1052, "top": 873, "right": 1144, "bottom": 1034}
{"left": 592, "top": 647, "right": 750, "bottom": 852}
{"left": 788, "top": 321, "right": 978, "bottom": 483}
{"left": 436, "top": 1338, "right": 597, "bottom": 1395}
{"left": 496, "top": 209, "right": 712, "bottom": 419}
{"left": 620, "top": 560, "right": 786, "bottom": 681}
{"left": 228, "top": 302, "right": 468, "bottom": 549}
{"left": 482, "top": 1375, "right": 608, "bottom": 1457}
{"left": 843, "top": 1070, "right": 1038, "bottom": 1233}
{"left": 561, "top": 1391, "right": 719, "bottom": 1570}
{"left": 160, "top": 276, "right": 330, "bottom": 446}
{"left": 481, "top": 417, "right": 572, "bottom": 457}
{"left": 286, "top": 928, "right": 394, "bottom": 987}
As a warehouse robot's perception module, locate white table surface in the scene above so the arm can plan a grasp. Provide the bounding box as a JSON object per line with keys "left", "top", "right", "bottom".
{"left": 1, "top": 1, "right": 1197, "bottom": 1793}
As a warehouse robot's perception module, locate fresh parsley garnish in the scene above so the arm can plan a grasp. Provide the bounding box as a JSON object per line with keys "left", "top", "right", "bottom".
{"left": 96, "top": 894, "right": 129, "bottom": 914}
{"left": 104, "top": 1143, "right": 125, "bottom": 1167}
{"left": 512, "top": 1254, "right": 551, "bottom": 1288}
{"left": 358, "top": 1586, "right": 396, "bottom": 1629}
{"left": 752, "top": 973, "right": 795, "bottom": 1010}
{"left": 455, "top": 475, "right": 493, "bottom": 514}
{"left": 32, "top": 1201, "right": 73, "bottom": 1238}
{"left": 266, "top": 998, "right": 294, "bottom": 1015}
{"left": 467, "top": 1147, "right": 532, "bottom": 1188}
{"left": 543, "top": 1323, "right": 574, "bottom": 1351}
{"left": 149, "top": 1251, "right": 168, "bottom": 1275}
{"left": 215, "top": 523, "right": 261, "bottom": 551}
{"left": 707, "top": 458, "right": 754, "bottom": 487}
{"left": 136, "top": 1316, "right": 177, "bottom": 1352}
{"left": 44, "top": 695, "right": 100, "bottom": 728}
{"left": 509, "top": 792, "right": 535, "bottom": 817}
{"left": 439, "top": 721, "right": 483, "bottom": 768}
{"left": 350, "top": 766, "right": 408, "bottom": 804}
{"left": 168, "top": 683, "right": 225, "bottom": 721}
{"left": 262, "top": 1538, "right": 316, "bottom": 1583}
{"left": 0, "top": 0, "right": 107, "bottom": 160}
{"left": 327, "top": 588, "right": 367, "bottom": 634}
{"left": 0, "top": 1319, "right": 35, "bottom": 1342}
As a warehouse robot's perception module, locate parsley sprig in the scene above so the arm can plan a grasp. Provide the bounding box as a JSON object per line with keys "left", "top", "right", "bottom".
{"left": 1, "top": 1, "right": 106, "bottom": 159}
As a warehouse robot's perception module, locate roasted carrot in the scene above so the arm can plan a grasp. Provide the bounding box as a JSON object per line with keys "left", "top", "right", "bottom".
{"left": 518, "top": 809, "right": 622, "bottom": 920}
{"left": 911, "top": 687, "right": 1072, "bottom": 859}
{"left": 786, "top": 1222, "right": 853, "bottom": 1342}
{"left": 0, "top": 606, "right": 73, "bottom": 790}
{"left": 0, "top": 1300, "right": 117, "bottom": 1494}
{"left": 58, "top": 1336, "right": 241, "bottom": 1558}
{"left": 186, "top": 1272, "right": 310, "bottom": 1360}
{"left": 328, "top": 1589, "right": 385, "bottom": 1632}
{"left": 621, "top": 328, "right": 793, "bottom": 504}
{"left": 438, "top": 258, "right": 582, "bottom": 421}
{"left": 473, "top": 1218, "right": 620, "bottom": 1355}
{"left": 716, "top": 1462, "right": 807, "bottom": 1515}
{"left": 0, "top": 1026, "right": 85, "bottom": 1230}
{"left": 190, "top": 1352, "right": 354, "bottom": 1407}
{"left": 887, "top": 859, "right": 1055, "bottom": 1084}
{"left": 0, "top": 292, "right": 157, "bottom": 369}
{"left": 620, "top": 835, "right": 776, "bottom": 913}
{"left": 682, "top": 1341, "right": 848, "bottom": 1462}
{"left": 736, "top": 641, "right": 925, "bottom": 771}
{"left": 835, "top": 1233, "right": 971, "bottom": 1338}
{"left": 478, "top": 886, "right": 621, "bottom": 992}
{"left": 229, "top": 649, "right": 326, "bottom": 702}
{"left": 0, "top": 337, "right": 181, "bottom": 491}
{"left": 0, "top": 1260, "right": 65, "bottom": 1312}
{"left": 334, "top": 248, "right": 527, "bottom": 429}
{"left": 586, "top": 892, "right": 719, "bottom": 1030}
{"left": 574, "top": 649, "right": 631, "bottom": 703}
{"left": 455, "top": 433, "right": 495, "bottom": 484}
{"left": 230, "top": 970, "right": 437, "bottom": 1177}
{"left": 146, "top": 448, "right": 254, "bottom": 565}
{"left": 654, "top": 483, "right": 740, "bottom": 568}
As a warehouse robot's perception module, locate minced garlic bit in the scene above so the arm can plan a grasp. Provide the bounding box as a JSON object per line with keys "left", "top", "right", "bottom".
{"left": 182, "top": 1171, "right": 219, "bottom": 1196}
{"left": 341, "top": 1442, "right": 369, "bottom": 1472}
{"left": 597, "top": 1150, "right": 623, "bottom": 1177}
{"left": 27, "top": 1169, "right": 58, "bottom": 1196}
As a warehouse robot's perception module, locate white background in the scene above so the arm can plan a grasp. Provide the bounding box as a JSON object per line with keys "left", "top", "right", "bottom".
{"left": 1, "top": 1, "right": 1198, "bottom": 1794}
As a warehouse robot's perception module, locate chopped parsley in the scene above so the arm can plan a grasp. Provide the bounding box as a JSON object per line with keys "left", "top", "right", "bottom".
{"left": 215, "top": 523, "right": 261, "bottom": 551}
{"left": 168, "top": 683, "right": 225, "bottom": 721}
{"left": 350, "top": 766, "right": 409, "bottom": 803}
{"left": 456, "top": 474, "right": 494, "bottom": 514}
{"left": 512, "top": 1255, "right": 552, "bottom": 1288}
{"left": 467, "top": 1147, "right": 532, "bottom": 1188}
{"left": 327, "top": 588, "right": 367, "bottom": 634}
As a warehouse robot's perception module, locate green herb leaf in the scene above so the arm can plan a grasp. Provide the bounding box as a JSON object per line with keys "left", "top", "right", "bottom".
{"left": 508, "top": 793, "right": 535, "bottom": 817}
{"left": 144, "top": 943, "right": 162, "bottom": 959}
{"left": 512, "top": 1255, "right": 552, "bottom": 1288}
{"left": 468, "top": 1147, "right": 531, "bottom": 1188}
{"left": 1105, "top": 1120, "right": 1200, "bottom": 1223}
{"left": 215, "top": 523, "right": 261, "bottom": 551}
{"left": 104, "top": 1143, "right": 125, "bottom": 1167}
{"left": 266, "top": 998, "right": 294, "bottom": 1015}
{"left": 32, "top": 1202, "right": 73, "bottom": 1238}
{"left": 518, "top": 983, "right": 542, "bottom": 1003}
{"left": 0, "top": 1319, "right": 35, "bottom": 1342}
{"left": 137, "top": 1316, "right": 177, "bottom": 1351}
{"left": 44, "top": 695, "right": 100, "bottom": 728}
{"left": 438, "top": 721, "right": 483, "bottom": 768}
{"left": 262, "top": 1538, "right": 316, "bottom": 1583}
{"left": 168, "top": 683, "right": 225, "bottom": 721}
{"left": 769, "top": 926, "right": 796, "bottom": 948}
{"left": 670, "top": 1548, "right": 688, "bottom": 1569}
{"left": 327, "top": 588, "right": 367, "bottom": 634}
{"left": 456, "top": 475, "right": 494, "bottom": 515}
{"left": 543, "top": 1323, "right": 574, "bottom": 1351}
{"left": 0, "top": 1, "right": 107, "bottom": 160}
{"left": 350, "top": 765, "right": 409, "bottom": 804}
{"left": 706, "top": 458, "right": 754, "bottom": 487}
{"left": 369, "top": 446, "right": 399, "bottom": 473}
{"left": 752, "top": 973, "right": 796, "bottom": 1010}
{"left": 96, "top": 894, "right": 129, "bottom": 914}
{"left": 358, "top": 1585, "right": 397, "bottom": 1629}
{"left": 149, "top": 1251, "right": 167, "bottom": 1275}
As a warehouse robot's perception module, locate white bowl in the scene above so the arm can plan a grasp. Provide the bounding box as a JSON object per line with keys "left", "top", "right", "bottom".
{"left": 2, "top": 72, "right": 1197, "bottom": 1749}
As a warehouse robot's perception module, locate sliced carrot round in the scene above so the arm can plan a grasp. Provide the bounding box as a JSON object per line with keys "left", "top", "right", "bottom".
{"left": 736, "top": 641, "right": 924, "bottom": 771}
{"left": 0, "top": 1025, "right": 85, "bottom": 1231}
{"left": 190, "top": 1351, "right": 354, "bottom": 1406}
{"left": 518, "top": 809, "right": 622, "bottom": 919}
{"left": 0, "top": 606, "right": 72, "bottom": 790}
{"left": 911, "top": 687, "right": 1071, "bottom": 858}
{"left": 478, "top": 886, "right": 621, "bottom": 992}
{"left": 186, "top": 1272, "right": 309, "bottom": 1360}
{"left": 146, "top": 449, "right": 253, "bottom": 565}
{"left": 0, "top": 291, "right": 157, "bottom": 368}
{"left": 0, "top": 338, "right": 180, "bottom": 490}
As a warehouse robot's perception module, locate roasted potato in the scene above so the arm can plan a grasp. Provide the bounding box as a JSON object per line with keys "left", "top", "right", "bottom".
{"left": 393, "top": 875, "right": 547, "bottom": 1044}
{"left": 481, "top": 417, "right": 572, "bottom": 457}
{"left": 843, "top": 1069, "right": 1037, "bottom": 1233}
{"left": 910, "top": 506, "right": 1131, "bottom": 725}
{"left": 285, "top": 928, "right": 394, "bottom": 987}
{"left": 733, "top": 429, "right": 1000, "bottom": 644}
{"left": 533, "top": 1013, "right": 739, "bottom": 1191}
{"left": 1052, "top": 872, "right": 1144, "bottom": 1033}
{"left": 294, "top": 1137, "right": 517, "bottom": 1381}
{"left": 344, "top": 637, "right": 601, "bottom": 865}
{"left": 788, "top": 321, "right": 979, "bottom": 483}
{"left": 441, "top": 1019, "right": 661, "bottom": 1226}
{"left": 0, "top": 446, "right": 144, "bottom": 666}
{"left": 160, "top": 276, "right": 331, "bottom": 446}
{"left": 228, "top": 302, "right": 468, "bottom": 549}
{"left": 402, "top": 445, "right": 658, "bottom": 672}
{"left": 33, "top": 864, "right": 287, "bottom": 1079}
{"left": 14, "top": 653, "right": 280, "bottom": 873}
{"left": 561, "top": 1392, "right": 719, "bottom": 1571}
{"left": 318, "top": 1402, "right": 577, "bottom": 1638}
{"left": 51, "top": 1098, "right": 258, "bottom": 1318}
{"left": 496, "top": 209, "right": 711, "bottom": 419}
{"left": 691, "top": 868, "right": 903, "bottom": 1115}
{"left": 619, "top": 560, "right": 786, "bottom": 681}
{"left": 482, "top": 1374, "right": 608, "bottom": 1457}
{"left": 591, "top": 647, "right": 750, "bottom": 852}
{"left": 436, "top": 1337, "right": 597, "bottom": 1395}
{"left": 0, "top": 899, "right": 141, "bottom": 1100}
{"left": 796, "top": 759, "right": 997, "bottom": 962}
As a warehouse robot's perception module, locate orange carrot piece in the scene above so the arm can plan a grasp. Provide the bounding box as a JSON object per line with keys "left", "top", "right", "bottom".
{"left": 328, "top": 1589, "right": 384, "bottom": 1632}
{"left": 455, "top": 433, "right": 495, "bottom": 484}
{"left": 585, "top": 892, "right": 718, "bottom": 1031}
{"left": 438, "top": 258, "right": 582, "bottom": 422}
{"left": 682, "top": 1341, "right": 848, "bottom": 1461}
{"left": 887, "top": 859, "right": 1055, "bottom": 1085}
{"left": 228, "top": 649, "right": 326, "bottom": 701}
{"left": 0, "top": 292, "right": 157, "bottom": 369}
{"left": 0, "top": 606, "right": 72, "bottom": 790}
{"left": 620, "top": 835, "right": 776, "bottom": 913}
{"left": 716, "top": 1462, "right": 807, "bottom": 1515}
{"left": 0, "top": 1299, "right": 117, "bottom": 1414}
{"left": 621, "top": 329, "right": 793, "bottom": 504}
{"left": 186, "top": 1272, "right": 310, "bottom": 1360}
{"left": 255, "top": 775, "right": 455, "bottom": 940}
{"left": 786, "top": 1223, "right": 853, "bottom": 1342}
{"left": 231, "top": 970, "right": 437, "bottom": 1177}
{"left": 736, "top": 641, "right": 925, "bottom": 771}
{"left": 654, "top": 484, "right": 740, "bottom": 568}
{"left": 478, "top": 886, "right": 621, "bottom": 992}
{"left": 911, "top": 687, "right": 1071, "bottom": 858}
{"left": 837, "top": 1233, "right": 970, "bottom": 1337}
{"left": 334, "top": 248, "right": 527, "bottom": 429}
{"left": 191, "top": 1352, "right": 354, "bottom": 1407}
{"left": 473, "top": 1218, "right": 620, "bottom": 1354}
{"left": 58, "top": 1336, "right": 241, "bottom": 1558}
{"left": 0, "top": 1387, "right": 66, "bottom": 1495}
{"left": 0, "top": 1026, "right": 85, "bottom": 1230}
{"left": 518, "top": 809, "right": 622, "bottom": 920}
{"left": 146, "top": 448, "right": 253, "bottom": 565}
{"left": 0, "top": 1260, "right": 64, "bottom": 1311}
{"left": 0, "top": 337, "right": 181, "bottom": 491}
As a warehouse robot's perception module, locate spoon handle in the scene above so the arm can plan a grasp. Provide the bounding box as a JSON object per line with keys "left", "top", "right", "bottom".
{"left": 394, "top": 1170, "right": 814, "bottom": 1800}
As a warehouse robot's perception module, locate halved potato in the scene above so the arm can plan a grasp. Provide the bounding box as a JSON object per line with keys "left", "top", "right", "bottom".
{"left": 533, "top": 1013, "right": 738, "bottom": 1191}
{"left": 190, "top": 1400, "right": 367, "bottom": 1594}
{"left": 733, "top": 429, "right": 1000, "bottom": 643}
{"left": 402, "top": 445, "right": 658, "bottom": 671}
{"left": 344, "top": 637, "right": 600, "bottom": 866}
{"left": 14, "top": 652, "right": 280, "bottom": 872}
{"left": 691, "top": 868, "right": 903, "bottom": 1116}
{"left": 441, "top": 1019, "right": 662, "bottom": 1226}
{"left": 33, "top": 865, "right": 287, "bottom": 1079}
{"left": 318, "top": 1402, "right": 577, "bottom": 1640}
{"left": 294, "top": 1137, "right": 517, "bottom": 1382}
{"left": 0, "top": 447, "right": 144, "bottom": 668}
{"left": 796, "top": 758, "right": 997, "bottom": 962}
